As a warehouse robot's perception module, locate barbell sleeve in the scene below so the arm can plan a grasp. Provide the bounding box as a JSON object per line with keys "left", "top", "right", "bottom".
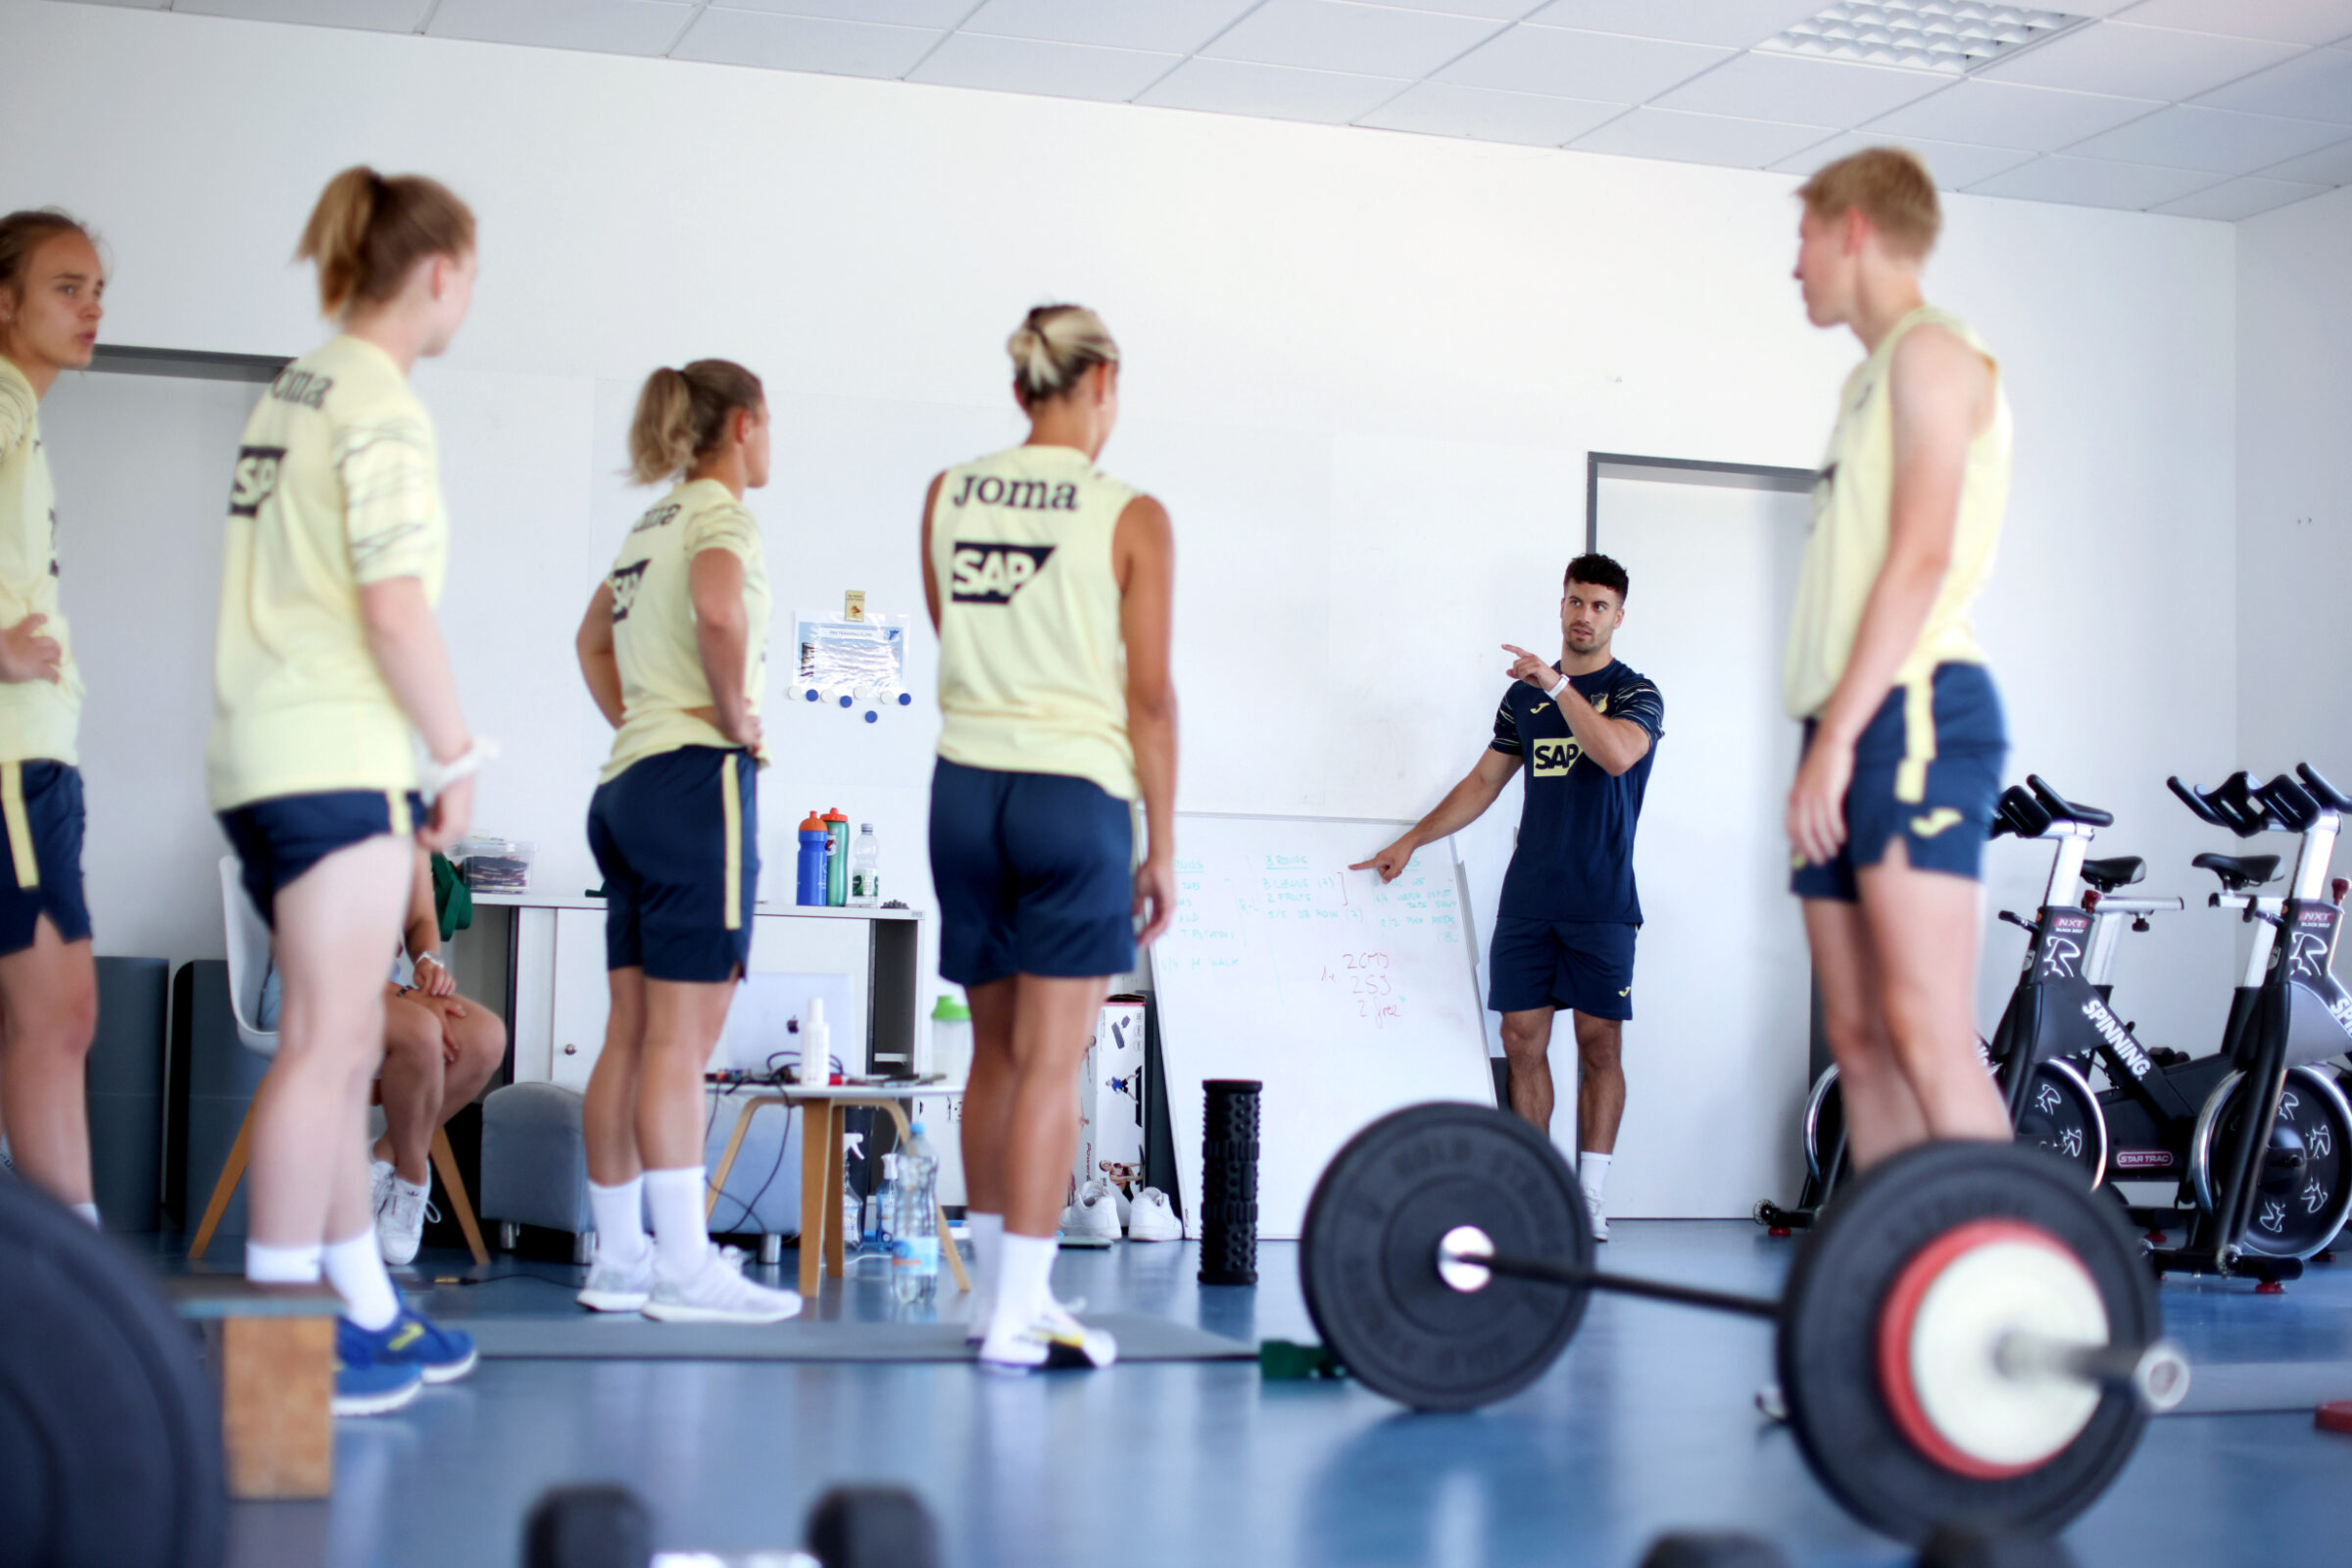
{"left": 1994, "top": 1332, "right": 2191, "bottom": 1413}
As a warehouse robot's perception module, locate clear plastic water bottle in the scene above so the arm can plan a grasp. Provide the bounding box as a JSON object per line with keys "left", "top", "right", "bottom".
{"left": 891, "top": 1124, "right": 941, "bottom": 1307}
{"left": 850, "top": 823, "right": 882, "bottom": 907}
{"left": 865, "top": 1152, "right": 896, "bottom": 1254}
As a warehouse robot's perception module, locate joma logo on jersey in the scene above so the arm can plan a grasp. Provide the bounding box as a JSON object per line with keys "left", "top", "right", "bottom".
{"left": 951, "top": 544, "right": 1055, "bottom": 604}
{"left": 227, "top": 446, "right": 287, "bottom": 517}
{"left": 629, "top": 503, "right": 681, "bottom": 535}
{"left": 266, "top": 368, "right": 333, "bottom": 411}
{"left": 608, "top": 561, "right": 650, "bottom": 621}
{"left": 951, "top": 474, "right": 1080, "bottom": 511}
{"left": 1532, "top": 738, "right": 1580, "bottom": 778}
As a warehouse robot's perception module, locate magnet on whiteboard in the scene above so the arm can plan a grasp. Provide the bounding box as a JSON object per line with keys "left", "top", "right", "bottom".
{"left": 863, "top": 710, "right": 878, "bottom": 724}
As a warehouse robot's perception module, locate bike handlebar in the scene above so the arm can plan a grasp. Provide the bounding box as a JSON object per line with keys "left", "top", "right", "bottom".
{"left": 2297, "top": 762, "right": 2352, "bottom": 813}
{"left": 2169, "top": 771, "right": 2271, "bottom": 838}
{"left": 2255, "top": 774, "right": 2321, "bottom": 833}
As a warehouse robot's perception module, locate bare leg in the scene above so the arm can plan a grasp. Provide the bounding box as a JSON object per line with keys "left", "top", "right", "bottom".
{"left": 429, "top": 995, "right": 506, "bottom": 1120}
{"left": 634, "top": 978, "right": 736, "bottom": 1170}
{"left": 1572, "top": 1013, "right": 1625, "bottom": 1155}
{"left": 582, "top": 968, "right": 647, "bottom": 1187}
{"left": 1498, "top": 1007, "right": 1556, "bottom": 1134}
{"left": 372, "top": 993, "right": 445, "bottom": 1186}
{"left": 247, "top": 837, "right": 411, "bottom": 1250}
{"left": 1000, "top": 974, "right": 1112, "bottom": 1238}
{"left": 1856, "top": 840, "right": 2007, "bottom": 1144}
{"left": 1803, "top": 896, "right": 1930, "bottom": 1169}
{"left": 960, "top": 977, "right": 1017, "bottom": 1217}
{"left": 0, "top": 918, "right": 98, "bottom": 1205}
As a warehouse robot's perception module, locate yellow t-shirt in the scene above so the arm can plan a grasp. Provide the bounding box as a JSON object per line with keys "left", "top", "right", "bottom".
{"left": 0, "top": 357, "right": 82, "bottom": 765}
{"left": 207, "top": 335, "right": 449, "bottom": 809}
{"left": 1783, "top": 306, "right": 2012, "bottom": 720}
{"left": 930, "top": 444, "right": 1140, "bottom": 802}
{"left": 601, "top": 477, "right": 770, "bottom": 783}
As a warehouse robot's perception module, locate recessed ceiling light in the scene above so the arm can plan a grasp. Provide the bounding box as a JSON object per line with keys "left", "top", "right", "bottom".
{"left": 1759, "top": 2, "right": 2091, "bottom": 74}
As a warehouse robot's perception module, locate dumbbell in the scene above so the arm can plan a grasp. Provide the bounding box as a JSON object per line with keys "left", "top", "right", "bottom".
{"left": 523, "top": 1482, "right": 940, "bottom": 1568}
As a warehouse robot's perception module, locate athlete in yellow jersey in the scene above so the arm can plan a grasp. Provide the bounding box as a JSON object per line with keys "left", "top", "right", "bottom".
{"left": 572, "top": 360, "right": 798, "bottom": 1326}
{"left": 1782, "top": 148, "right": 2013, "bottom": 1168}
{"left": 0, "top": 209, "right": 104, "bottom": 1226}
{"left": 209, "top": 168, "right": 483, "bottom": 1416}
{"left": 921, "top": 306, "right": 1177, "bottom": 1373}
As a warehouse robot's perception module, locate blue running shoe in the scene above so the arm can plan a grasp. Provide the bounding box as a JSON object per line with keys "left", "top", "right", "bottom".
{"left": 351, "top": 1308, "right": 479, "bottom": 1386}
{"left": 334, "top": 1317, "right": 425, "bottom": 1416}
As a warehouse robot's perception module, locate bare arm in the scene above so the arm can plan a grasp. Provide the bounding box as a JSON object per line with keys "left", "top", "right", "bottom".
{"left": 1351, "top": 748, "right": 1517, "bottom": 882}
{"left": 1787, "top": 324, "right": 1990, "bottom": 864}
{"left": 574, "top": 582, "right": 623, "bottom": 730}
{"left": 688, "top": 547, "right": 760, "bottom": 752}
{"left": 918, "top": 472, "right": 945, "bottom": 634}
{"left": 1115, "top": 494, "right": 1179, "bottom": 948}
{"left": 1500, "top": 644, "right": 1651, "bottom": 775}
{"left": 358, "top": 575, "right": 472, "bottom": 851}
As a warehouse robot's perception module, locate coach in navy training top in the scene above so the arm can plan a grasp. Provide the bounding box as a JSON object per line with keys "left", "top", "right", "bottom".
{"left": 1353, "top": 554, "right": 1662, "bottom": 1241}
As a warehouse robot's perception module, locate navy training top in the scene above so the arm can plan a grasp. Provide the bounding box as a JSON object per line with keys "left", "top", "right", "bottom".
{"left": 1490, "top": 659, "right": 1664, "bottom": 925}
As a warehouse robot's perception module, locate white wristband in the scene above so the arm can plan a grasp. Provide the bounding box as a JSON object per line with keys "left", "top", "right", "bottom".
{"left": 421, "top": 739, "right": 497, "bottom": 796}
{"left": 1544, "top": 674, "right": 1569, "bottom": 700}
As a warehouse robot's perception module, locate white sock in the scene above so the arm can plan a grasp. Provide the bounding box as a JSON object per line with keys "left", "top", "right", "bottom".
{"left": 323, "top": 1231, "right": 402, "bottom": 1330}
{"left": 588, "top": 1176, "right": 650, "bottom": 1265}
{"left": 968, "top": 1212, "right": 1003, "bottom": 1321}
{"left": 1579, "top": 1152, "right": 1612, "bottom": 1211}
{"left": 72, "top": 1200, "right": 100, "bottom": 1228}
{"left": 988, "top": 1230, "right": 1055, "bottom": 1345}
{"left": 644, "top": 1166, "right": 709, "bottom": 1278}
{"left": 245, "top": 1239, "right": 322, "bottom": 1285}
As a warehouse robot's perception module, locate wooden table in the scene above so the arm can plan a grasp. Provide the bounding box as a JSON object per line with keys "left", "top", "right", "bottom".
{"left": 705, "top": 1081, "right": 970, "bottom": 1298}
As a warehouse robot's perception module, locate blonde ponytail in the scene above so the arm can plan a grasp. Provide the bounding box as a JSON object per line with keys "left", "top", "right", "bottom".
{"left": 296, "top": 166, "right": 475, "bottom": 316}
{"left": 626, "top": 359, "right": 765, "bottom": 484}
{"left": 1006, "top": 305, "right": 1118, "bottom": 406}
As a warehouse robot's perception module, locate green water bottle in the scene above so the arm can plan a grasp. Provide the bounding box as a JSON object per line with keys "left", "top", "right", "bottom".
{"left": 823, "top": 808, "right": 849, "bottom": 906}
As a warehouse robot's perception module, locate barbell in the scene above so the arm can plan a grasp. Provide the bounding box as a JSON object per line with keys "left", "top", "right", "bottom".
{"left": 1298, "top": 1103, "right": 2187, "bottom": 1544}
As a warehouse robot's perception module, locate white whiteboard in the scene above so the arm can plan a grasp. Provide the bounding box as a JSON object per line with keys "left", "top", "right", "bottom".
{"left": 1151, "top": 813, "right": 1495, "bottom": 1241}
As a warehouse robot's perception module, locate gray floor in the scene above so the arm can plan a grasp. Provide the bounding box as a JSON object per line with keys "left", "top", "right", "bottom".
{"left": 169, "top": 1224, "right": 2352, "bottom": 1568}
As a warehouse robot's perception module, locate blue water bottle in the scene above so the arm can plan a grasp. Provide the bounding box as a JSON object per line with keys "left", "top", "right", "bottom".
{"left": 797, "top": 809, "right": 829, "bottom": 906}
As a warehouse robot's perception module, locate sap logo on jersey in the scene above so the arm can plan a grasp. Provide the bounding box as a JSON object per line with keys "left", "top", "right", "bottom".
{"left": 227, "top": 446, "right": 286, "bottom": 518}
{"left": 608, "top": 560, "right": 649, "bottom": 621}
{"left": 1533, "top": 738, "right": 1580, "bottom": 778}
{"left": 951, "top": 544, "right": 1055, "bottom": 604}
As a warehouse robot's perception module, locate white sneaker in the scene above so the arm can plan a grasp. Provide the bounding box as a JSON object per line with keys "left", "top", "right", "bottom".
{"left": 368, "top": 1158, "right": 395, "bottom": 1223}
{"left": 1061, "top": 1179, "right": 1122, "bottom": 1241}
{"left": 1584, "top": 1190, "right": 1609, "bottom": 1244}
{"left": 977, "top": 1298, "right": 1118, "bottom": 1373}
{"left": 642, "top": 1244, "right": 803, "bottom": 1324}
{"left": 1127, "top": 1187, "right": 1182, "bottom": 1242}
{"left": 377, "top": 1176, "right": 436, "bottom": 1267}
{"left": 576, "top": 1243, "right": 656, "bottom": 1312}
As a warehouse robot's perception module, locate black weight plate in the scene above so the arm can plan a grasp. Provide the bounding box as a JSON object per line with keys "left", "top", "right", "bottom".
{"left": 1778, "top": 1141, "right": 2157, "bottom": 1544}
{"left": 1299, "top": 1102, "right": 1591, "bottom": 1411}
{"left": 0, "top": 1180, "right": 225, "bottom": 1568}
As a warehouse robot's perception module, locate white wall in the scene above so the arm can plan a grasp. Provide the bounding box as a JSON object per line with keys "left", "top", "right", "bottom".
{"left": 0, "top": 0, "right": 2242, "bottom": 1054}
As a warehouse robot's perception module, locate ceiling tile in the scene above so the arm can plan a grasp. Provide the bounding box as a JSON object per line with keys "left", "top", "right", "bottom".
{"left": 672, "top": 9, "right": 942, "bottom": 75}
{"left": 1653, "top": 51, "right": 1946, "bottom": 123}
{"left": 69, "top": 0, "right": 169, "bottom": 9}
{"left": 1526, "top": 0, "right": 1825, "bottom": 47}
{"left": 2110, "top": 0, "right": 2352, "bottom": 46}
{"left": 956, "top": 0, "right": 1258, "bottom": 55}
{"left": 1569, "top": 106, "right": 1836, "bottom": 169}
{"left": 2253, "top": 133, "right": 2352, "bottom": 181}
{"left": 1768, "top": 130, "right": 2038, "bottom": 188}
{"left": 174, "top": 0, "right": 431, "bottom": 30}
{"left": 2150, "top": 173, "right": 2333, "bottom": 217}
{"left": 907, "top": 32, "right": 1178, "bottom": 101}
{"left": 2194, "top": 44, "right": 2352, "bottom": 122}
{"left": 427, "top": 0, "right": 693, "bottom": 57}
{"left": 1200, "top": 0, "right": 1506, "bottom": 78}
{"left": 1963, "top": 153, "right": 2225, "bottom": 208}
{"left": 1356, "top": 79, "right": 1624, "bottom": 143}
{"left": 1348, "top": 0, "right": 1537, "bottom": 16}
{"left": 1137, "top": 57, "right": 1412, "bottom": 123}
{"left": 710, "top": 0, "right": 974, "bottom": 24}
{"left": 2063, "top": 102, "right": 2349, "bottom": 172}
{"left": 1865, "top": 79, "right": 2163, "bottom": 150}
{"left": 1440, "top": 24, "right": 1733, "bottom": 100}
{"left": 1975, "top": 21, "right": 2300, "bottom": 100}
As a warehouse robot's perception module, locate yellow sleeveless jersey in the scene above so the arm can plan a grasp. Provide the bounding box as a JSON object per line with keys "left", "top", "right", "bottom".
{"left": 0, "top": 357, "right": 81, "bottom": 765}
{"left": 601, "top": 477, "right": 770, "bottom": 783}
{"left": 930, "top": 444, "right": 1140, "bottom": 801}
{"left": 1782, "top": 306, "right": 2012, "bottom": 720}
{"left": 207, "top": 335, "right": 449, "bottom": 809}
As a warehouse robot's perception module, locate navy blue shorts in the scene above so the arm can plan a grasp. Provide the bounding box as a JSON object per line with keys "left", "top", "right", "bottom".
{"left": 218, "top": 788, "right": 423, "bottom": 931}
{"left": 930, "top": 758, "right": 1135, "bottom": 987}
{"left": 1487, "top": 916, "right": 1637, "bottom": 1019}
{"left": 588, "top": 747, "right": 758, "bottom": 984}
{"left": 1791, "top": 662, "right": 2007, "bottom": 903}
{"left": 0, "top": 760, "right": 91, "bottom": 956}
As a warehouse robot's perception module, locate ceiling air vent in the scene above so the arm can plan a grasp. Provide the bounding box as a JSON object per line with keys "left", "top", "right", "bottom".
{"left": 1759, "top": 2, "right": 2091, "bottom": 74}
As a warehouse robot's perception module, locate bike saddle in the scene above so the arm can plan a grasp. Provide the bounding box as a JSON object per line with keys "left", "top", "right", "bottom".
{"left": 2191, "top": 852, "right": 2278, "bottom": 891}
{"left": 2026, "top": 773, "right": 2114, "bottom": 828}
{"left": 2080, "top": 856, "right": 2144, "bottom": 892}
